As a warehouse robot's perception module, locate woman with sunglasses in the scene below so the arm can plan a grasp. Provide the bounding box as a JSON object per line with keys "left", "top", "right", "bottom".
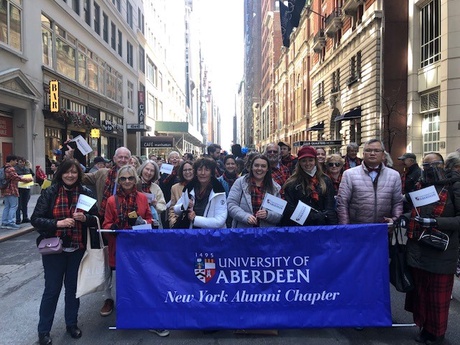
{"left": 102, "top": 165, "right": 153, "bottom": 268}
{"left": 281, "top": 146, "right": 337, "bottom": 226}
{"left": 403, "top": 152, "right": 460, "bottom": 345}
{"left": 169, "top": 160, "right": 195, "bottom": 228}
{"left": 325, "top": 154, "right": 344, "bottom": 195}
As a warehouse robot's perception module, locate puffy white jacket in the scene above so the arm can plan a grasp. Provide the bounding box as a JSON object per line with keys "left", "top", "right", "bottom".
{"left": 336, "top": 163, "right": 403, "bottom": 224}
{"left": 173, "top": 178, "right": 227, "bottom": 229}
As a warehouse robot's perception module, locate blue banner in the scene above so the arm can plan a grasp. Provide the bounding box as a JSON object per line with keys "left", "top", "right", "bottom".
{"left": 116, "top": 224, "right": 391, "bottom": 329}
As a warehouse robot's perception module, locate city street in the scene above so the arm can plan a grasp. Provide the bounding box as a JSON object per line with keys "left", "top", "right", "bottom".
{"left": 1, "top": 196, "right": 460, "bottom": 344}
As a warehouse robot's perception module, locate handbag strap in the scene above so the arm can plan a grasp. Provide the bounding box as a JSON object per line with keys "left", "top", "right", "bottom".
{"left": 86, "top": 215, "right": 104, "bottom": 249}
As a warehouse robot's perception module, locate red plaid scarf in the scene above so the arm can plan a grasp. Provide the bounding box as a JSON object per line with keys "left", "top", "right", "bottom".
{"left": 161, "top": 166, "right": 178, "bottom": 185}
{"left": 343, "top": 156, "right": 362, "bottom": 171}
{"left": 53, "top": 185, "right": 84, "bottom": 249}
{"left": 328, "top": 173, "right": 342, "bottom": 194}
{"left": 99, "top": 166, "right": 119, "bottom": 217}
{"left": 401, "top": 170, "right": 407, "bottom": 193}
{"left": 115, "top": 187, "right": 139, "bottom": 229}
{"left": 271, "top": 164, "right": 290, "bottom": 187}
{"left": 308, "top": 176, "right": 320, "bottom": 202}
{"left": 281, "top": 155, "right": 296, "bottom": 172}
{"left": 407, "top": 185, "right": 449, "bottom": 239}
{"left": 250, "top": 177, "right": 265, "bottom": 215}
{"left": 140, "top": 181, "right": 151, "bottom": 193}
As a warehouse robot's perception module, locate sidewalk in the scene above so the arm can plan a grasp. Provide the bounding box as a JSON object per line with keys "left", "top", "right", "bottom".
{"left": 0, "top": 192, "right": 40, "bottom": 242}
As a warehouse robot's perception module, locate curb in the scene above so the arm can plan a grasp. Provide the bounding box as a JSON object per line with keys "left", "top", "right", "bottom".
{"left": 0, "top": 226, "right": 35, "bottom": 243}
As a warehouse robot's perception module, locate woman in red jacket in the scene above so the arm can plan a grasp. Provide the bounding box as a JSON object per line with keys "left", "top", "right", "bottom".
{"left": 102, "top": 165, "right": 152, "bottom": 268}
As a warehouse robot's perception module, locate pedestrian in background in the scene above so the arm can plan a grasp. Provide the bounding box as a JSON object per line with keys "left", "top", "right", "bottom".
{"left": 169, "top": 160, "right": 194, "bottom": 228}
{"left": 137, "top": 160, "right": 166, "bottom": 227}
{"left": 31, "top": 159, "right": 99, "bottom": 345}
{"left": 15, "top": 157, "right": 34, "bottom": 224}
{"left": 2, "top": 155, "right": 33, "bottom": 229}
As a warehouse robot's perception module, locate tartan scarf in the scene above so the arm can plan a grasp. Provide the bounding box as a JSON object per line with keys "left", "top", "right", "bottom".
{"left": 308, "top": 176, "right": 320, "bottom": 202}
{"left": 115, "top": 186, "right": 139, "bottom": 229}
{"left": 161, "top": 166, "right": 178, "bottom": 185}
{"left": 53, "top": 184, "right": 84, "bottom": 249}
{"left": 328, "top": 173, "right": 342, "bottom": 194}
{"left": 343, "top": 156, "right": 362, "bottom": 171}
{"left": 140, "top": 181, "right": 151, "bottom": 193}
{"left": 401, "top": 169, "right": 407, "bottom": 193}
{"left": 250, "top": 177, "right": 265, "bottom": 215}
{"left": 407, "top": 185, "right": 449, "bottom": 239}
{"left": 222, "top": 171, "right": 237, "bottom": 189}
{"left": 99, "top": 166, "right": 118, "bottom": 217}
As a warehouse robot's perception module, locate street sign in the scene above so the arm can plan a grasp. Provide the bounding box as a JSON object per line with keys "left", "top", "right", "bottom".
{"left": 127, "top": 124, "right": 151, "bottom": 131}
{"left": 293, "top": 140, "right": 342, "bottom": 147}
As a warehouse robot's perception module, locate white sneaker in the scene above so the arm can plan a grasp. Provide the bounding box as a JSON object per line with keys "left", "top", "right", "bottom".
{"left": 149, "top": 329, "right": 170, "bottom": 337}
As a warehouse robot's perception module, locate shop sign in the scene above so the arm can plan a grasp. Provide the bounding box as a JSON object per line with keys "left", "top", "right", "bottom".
{"left": 49, "top": 80, "right": 59, "bottom": 112}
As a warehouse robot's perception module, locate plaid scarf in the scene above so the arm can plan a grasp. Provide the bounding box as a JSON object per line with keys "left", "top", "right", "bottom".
{"left": 328, "top": 173, "right": 342, "bottom": 194}
{"left": 99, "top": 166, "right": 118, "bottom": 217}
{"left": 271, "top": 164, "right": 290, "bottom": 187}
{"left": 308, "top": 176, "right": 320, "bottom": 202}
{"left": 53, "top": 185, "right": 83, "bottom": 249}
{"left": 343, "top": 156, "right": 362, "bottom": 171}
{"left": 407, "top": 185, "right": 449, "bottom": 239}
{"left": 250, "top": 177, "right": 265, "bottom": 215}
{"left": 115, "top": 187, "right": 139, "bottom": 229}
{"left": 140, "top": 181, "right": 151, "bottom": 193}
{"left": 161, "top": 166, "right": 178, "bottom": 185}
{"left": 222, "top": 171, "right": 237, "bottom": 189}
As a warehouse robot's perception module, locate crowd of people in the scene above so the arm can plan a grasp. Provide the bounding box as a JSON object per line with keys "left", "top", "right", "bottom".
{"left": 24, "top": 140, "right": 460, "bottom": 345}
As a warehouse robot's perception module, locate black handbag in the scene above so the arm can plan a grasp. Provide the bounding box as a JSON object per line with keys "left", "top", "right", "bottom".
{"left": 418, "top": 227, "right": 449, "bottom": 251}
{"left": 171, "top": 210, "right": 191, "bottom": 229}
{"left": 389, "top": 220, "right": 414, "bottom": 292}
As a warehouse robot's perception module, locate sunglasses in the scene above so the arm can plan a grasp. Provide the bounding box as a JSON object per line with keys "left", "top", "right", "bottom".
{"left": 327, "top": 162, "right": 342, "bottom": 167}
{"left": 119, "top": 176, "right": 135, "bottom": 182}
{"left": 267, "top": 150, "right": 278, "bottom": 154}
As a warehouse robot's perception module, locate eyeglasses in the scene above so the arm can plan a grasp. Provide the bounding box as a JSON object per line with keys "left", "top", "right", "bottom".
{"left": 364, "top": 149, "right": 384, "bottom": 153}
{"left": 422, "top": 161, "right": 443, "bottom": 168}
{"left": 119, "top": 176, "right": 135, "bottom": 182}
{"left": 327, "top": 162, "right": 342, "bottom": 167}
{"left": 267, "top": 150, "right": 278, "bottom": 154}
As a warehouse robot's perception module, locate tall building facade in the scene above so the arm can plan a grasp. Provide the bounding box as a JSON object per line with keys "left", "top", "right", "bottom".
{"left": 243, "top": 0, "right": 262, "bottom": 150}
{"left": 407, "top": 0, "right": 460, "bottom": 158}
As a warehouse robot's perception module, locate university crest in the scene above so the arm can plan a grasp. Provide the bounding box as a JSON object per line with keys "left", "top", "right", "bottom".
{"left": 195, "top": 257, "right": 216, "bottom": 283}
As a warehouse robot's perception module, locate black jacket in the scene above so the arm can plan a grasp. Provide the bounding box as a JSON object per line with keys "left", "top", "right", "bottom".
{"left": 31, "top": 182, "right": 99, "bottom": 247}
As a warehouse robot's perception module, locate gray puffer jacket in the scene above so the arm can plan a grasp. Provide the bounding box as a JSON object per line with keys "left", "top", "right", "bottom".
{"left": 337, "top": 163, "right": 403, "bottom": 224}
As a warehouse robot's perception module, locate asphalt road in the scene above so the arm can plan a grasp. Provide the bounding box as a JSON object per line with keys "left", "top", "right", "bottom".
{"left": 1, "top": 231, "right": 460, "bottom": 345}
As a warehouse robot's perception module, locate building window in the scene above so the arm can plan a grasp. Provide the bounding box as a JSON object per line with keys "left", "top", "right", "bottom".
{"left": 110, "top": 22, "right": 116, "bottom": 49}
{"left": 117, "top": 29, "right": 122, "bottom": 56}
{"left": 84, "top": 0, "right": 90, "bottom": 25}
{"left": 55, "top": 25, "right": 76, "bottom": 80}
{"left": 126, "top": 1, "right": 133, "bottom": 29}
{"left": 139, "top": 46, "right": 145, "bottom": 73}
{"left": 126, "top": 41, "right": 133, "bottom": 67}
{"left": 332, "top": 69, "right": 340, "bottom": 92}
{"left": 347, "top": 51, "right": 361, "bottom": 86}
{"left": 420, "top": 0, "right": 440, "bottom": 68}
{"left": 0, "top": 0, "right": 22, "bottom": 51}
{"left": 127, "top": 81, "right": 133, "bottom": 110}
{"left": 138, "top": 7, "right": 144, "bottom": 34}
{"left": 70, "top": 0, "right": 80, "bottom": 15}
{"left": 421, "top": 90, "right": 440, "bottom": 153}
{"left": 315, "top": 81, "right": 324, "bottom": 106}
{"left": 112, "top": 0, "right": 120, "bottom": 12}
{"left": 93, "top": 1, "right": 100, "bottom": 35}
{"left": 102, "top": 12, "right": 108, "bottom": 42}
{"left": 41, "top": 14, "right": 53, "bottom": 67}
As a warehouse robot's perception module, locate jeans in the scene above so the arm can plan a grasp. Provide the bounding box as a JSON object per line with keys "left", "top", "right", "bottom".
{"left": 2, "top": 195, "right": 18, "bottom": 225}
{"left": 16, "top": 188, "right": 31, "bottom": 222}
{"left": 38, "top": 249, "right": 85, "bottom": 335}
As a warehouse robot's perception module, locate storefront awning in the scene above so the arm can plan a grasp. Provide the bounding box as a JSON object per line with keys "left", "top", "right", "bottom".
{"left": 141, "top": 136, "right": 174, "bottom": 148}
{"left": 334, "top": 106, "right": 361, "bottom": 122}
{"left": 306, "top": 122, "right": 325, "bottom": 131}
{"left": 154, "top": 121, "right": 204, "bottom": 147}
